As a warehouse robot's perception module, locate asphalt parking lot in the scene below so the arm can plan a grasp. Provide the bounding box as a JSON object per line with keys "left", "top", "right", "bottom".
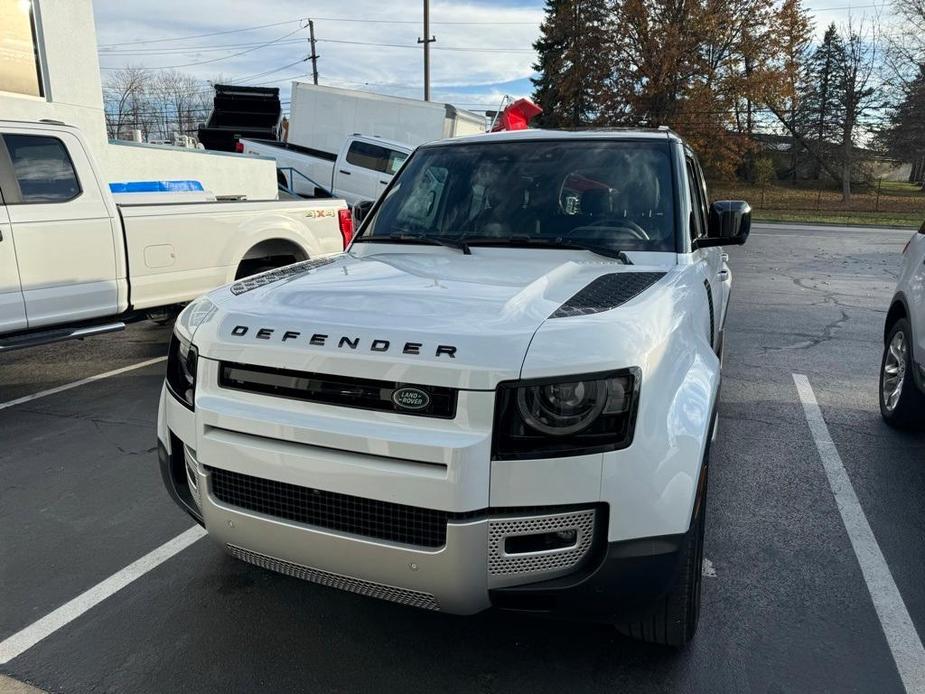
{"left": 2, "top": 222, "right": 925, "bottom": 693}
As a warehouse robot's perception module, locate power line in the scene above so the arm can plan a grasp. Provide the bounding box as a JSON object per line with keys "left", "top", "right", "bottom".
{"left": 97, "top": 19, "right": 306, "bottom": 48}
{"left": 98, "top": 39, "right": 308, "bottom": 56}
{"left": 99, "top": 27, "right": 303, "bottom": 70}
{"left": 232, "top": 58, "right": 308, "bottom": 84}
{"left": 310, "top": 16, "right": 538, "bottom": 24}
{"left": 97, "top": 16, "right": 539, "bottom": 50}
{"left": 96, "top": 15, "right": 541, "bottom": 51}
{"left": 316, "top": 38, "right": 534, "bottom": 53}
{"left": 100, "top": 38, "right": 536, "bottom": 58}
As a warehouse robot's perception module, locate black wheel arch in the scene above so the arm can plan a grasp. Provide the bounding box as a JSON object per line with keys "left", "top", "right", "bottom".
{"left": 885, "top": 292, "right": 911, "bottom": 344}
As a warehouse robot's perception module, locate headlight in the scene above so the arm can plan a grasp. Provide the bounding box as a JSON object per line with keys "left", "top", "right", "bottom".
{"left": 492, "top": 369, "right": 639, "bottom": 459}
{"left": 166, "top": 331, "right": 198, "bottom": 410}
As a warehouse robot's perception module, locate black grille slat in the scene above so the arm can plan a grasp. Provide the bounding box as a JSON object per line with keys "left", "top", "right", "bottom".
{"left": 219, "top": 362, "right": 457, "bottom": 419}
{"left": 703, "top": 279, "right": 715, "bottom": 346}
{"left": 208, "top": 466, "right": 467, "bottom": 547}
{"left": 551, "top": 272, "right": 666, "bottom": 318}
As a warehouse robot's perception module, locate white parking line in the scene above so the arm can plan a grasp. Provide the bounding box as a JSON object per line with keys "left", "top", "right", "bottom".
{"left": 0, "top": 525, "right": 206, "bottom": 665}
{"left": 794, "top": 374, "right": 925, "bottom": 694}
{"left": 0, "top": 357, "right": 166, "bottom": 412}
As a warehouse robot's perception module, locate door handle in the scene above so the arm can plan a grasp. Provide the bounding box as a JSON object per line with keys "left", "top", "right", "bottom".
{"left": 379, "top": 180, "right": 389, "bottom": 185}
{"left": 717, "top": 269, "right": 730, "bottom": 281}
{"left": 339, "top": 170, "right": 351, "bottom": 176}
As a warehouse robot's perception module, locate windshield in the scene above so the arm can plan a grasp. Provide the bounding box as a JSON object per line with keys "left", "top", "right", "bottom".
{"left": 358, "top": 139, "right": 677, "bottom": 253}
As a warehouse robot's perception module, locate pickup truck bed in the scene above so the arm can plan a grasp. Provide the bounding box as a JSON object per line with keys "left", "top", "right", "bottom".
{"left": 0, "top": 120, "right": 349, "bottom": 347}
{"left": 120, "top": 198, "right": 346, "bottom": 311}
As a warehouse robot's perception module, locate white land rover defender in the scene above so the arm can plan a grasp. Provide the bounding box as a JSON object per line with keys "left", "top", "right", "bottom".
{"left": 156, "top": 129, "right": 750, "bottom": 646}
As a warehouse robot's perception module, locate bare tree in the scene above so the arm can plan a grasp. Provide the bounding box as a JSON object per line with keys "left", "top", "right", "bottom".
{"left": 103, "top": 66, "right": 153, "bottom": 140}
{"left": 884, "top": 0, "right": 925, "bottom": 87}
{"left": 150, "top": 70, "right": 212, "bottom": 141}
{"left": 836, "top": 19, "right": 879, "bottom": 202}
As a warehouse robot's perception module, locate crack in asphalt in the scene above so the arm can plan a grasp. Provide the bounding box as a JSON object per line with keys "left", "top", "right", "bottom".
{"left": 773, "top": 309, "right": 851, "bottom": 350}
{"left": 9, "top": 407, "right": 155, "bottom": 457}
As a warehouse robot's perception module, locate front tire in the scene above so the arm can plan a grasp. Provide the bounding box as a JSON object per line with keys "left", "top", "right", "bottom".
{"left": 879, "top": 319, "right": 925, "bottom": 430}
{"left": 616, "top": 472, "right": 707, "bottom": 647}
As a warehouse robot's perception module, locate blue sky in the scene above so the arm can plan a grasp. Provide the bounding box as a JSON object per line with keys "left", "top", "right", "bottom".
{"left": 92, "top": 0, "right": 884, "bottom": 115}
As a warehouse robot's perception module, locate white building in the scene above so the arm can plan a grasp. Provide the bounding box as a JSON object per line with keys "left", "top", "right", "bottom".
{"left": 0, "top": 0, "right": 277, "bottom": 199}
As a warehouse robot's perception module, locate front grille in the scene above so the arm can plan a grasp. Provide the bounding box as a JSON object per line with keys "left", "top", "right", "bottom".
{"left": 228, "top": 544, "right": 440, "bottom": 610}
{"left": 219, "top": 362, "right": 457, "bottom": 419}
{"left": 208, "top": 466, "right": 468, "bottom": 548}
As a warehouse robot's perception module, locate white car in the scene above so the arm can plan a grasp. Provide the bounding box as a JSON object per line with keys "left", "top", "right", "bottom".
{"left": 880, "top": 223, "right": 925, "bottom": 428}
{"left": 156, "top": 129, "right": 750, "bottom": 646}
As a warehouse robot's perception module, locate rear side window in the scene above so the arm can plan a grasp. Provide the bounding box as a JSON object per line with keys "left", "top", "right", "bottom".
{"left": 346, "top": 141, "right": 389, "bottom": 172}
{"left": 346, "top": 141, "right": 408, "bottom": 175}
{"left": 3, "top": 134, "right": 81, "bottom": 203}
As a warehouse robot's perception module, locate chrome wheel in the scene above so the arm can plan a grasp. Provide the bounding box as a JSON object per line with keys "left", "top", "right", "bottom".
{"left": 882, "top": 330, "right": 908, "bottom": 413}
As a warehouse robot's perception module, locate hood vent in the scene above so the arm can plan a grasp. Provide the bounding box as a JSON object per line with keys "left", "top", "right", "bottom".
{"left": 551, "top": 272, "right": 666, "bottom": 318}
{"left": 230, "top": 256, "right": 337, "bottom": 295}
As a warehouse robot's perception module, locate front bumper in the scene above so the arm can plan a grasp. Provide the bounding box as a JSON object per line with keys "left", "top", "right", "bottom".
{"left": 158, "top": 435, "right": 686, "bottom": 619}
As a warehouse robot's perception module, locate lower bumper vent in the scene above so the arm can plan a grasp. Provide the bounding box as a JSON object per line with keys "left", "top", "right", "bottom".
{"left": 488, "top": 509, "right": 596, "bottom": 578}
{"left": 228, "top": 544, "right": 440, "bottom": 611}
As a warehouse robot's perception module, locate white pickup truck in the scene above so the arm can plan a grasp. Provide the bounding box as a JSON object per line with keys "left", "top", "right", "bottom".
{"left": 158, "top": 128, "right": 750, "bottom": 646}
{"left": 240, "top": 135, "right": 411, "bottom": 207}
{"left": 0, "top": 120, "right": 352, "bottom": 350}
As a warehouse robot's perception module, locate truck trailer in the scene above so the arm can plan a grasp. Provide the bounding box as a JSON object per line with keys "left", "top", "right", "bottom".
{"left": 286, "top": 83, "right": 485, "bottom": 157}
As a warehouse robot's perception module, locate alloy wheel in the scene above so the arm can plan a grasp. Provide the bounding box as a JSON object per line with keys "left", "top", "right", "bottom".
{"left": 882, "top": 330, "right": 908, "bottom": 412}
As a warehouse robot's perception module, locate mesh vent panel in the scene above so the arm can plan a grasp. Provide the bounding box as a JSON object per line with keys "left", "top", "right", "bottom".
{"left": 230, "top": 256, "right": 336, "bottom": 295}
{"left": 552, "top": 272, "right": 666, "bottom": 318}
{"left": 488, "top": 509, "right": 595, "bottom": 576}
{"left": 228, "top": 544, "right": 440, "bottom": 610}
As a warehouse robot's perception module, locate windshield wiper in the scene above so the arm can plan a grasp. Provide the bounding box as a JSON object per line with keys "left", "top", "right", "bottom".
{"left": 460, "top": 236, "right": 632, "bottom": 265}
{"left": 353, "top": 233, "right": 471, "bottom": 255}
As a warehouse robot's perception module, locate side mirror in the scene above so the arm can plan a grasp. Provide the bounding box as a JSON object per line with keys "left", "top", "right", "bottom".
{"left": 699, "top": 200, "right": 751, "bottom": 247}
{"left": 353, "top": 199, "right": 374, "bottom": 224}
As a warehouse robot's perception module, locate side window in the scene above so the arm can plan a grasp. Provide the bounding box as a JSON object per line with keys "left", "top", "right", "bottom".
{"left": 346, "top": 141, "right": 389, "bottom": 172}
{"left": 3, "top": 134, "right": 81, "bottom": 203}
{"left": 386, "top": 150, "right": 408, "bottom": 175}
{"left": 685, "top": 158, "right": 705, "bottom": 240}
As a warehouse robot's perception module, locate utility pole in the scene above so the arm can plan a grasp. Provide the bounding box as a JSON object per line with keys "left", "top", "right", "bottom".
{"left": 417, "top": 0, "right": 435, "bottom": 101}
{"left": 308, "top": 19, "right": 319, "bottom": 85}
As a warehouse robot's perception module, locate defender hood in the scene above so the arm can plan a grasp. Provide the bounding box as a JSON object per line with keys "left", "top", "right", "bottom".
{"left": 193, "top": 248, "right": 671, "bottom": 389}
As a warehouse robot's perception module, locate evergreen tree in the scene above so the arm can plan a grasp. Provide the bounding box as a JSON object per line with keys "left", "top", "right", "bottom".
{"left": 531, "top": 0, "right": 612, "bottom": 128}
{"left": 797, "top": 24, "right": 847, "bottom": 178}
{"left": 880, "top": 64, "right": 925, "bottom": 184}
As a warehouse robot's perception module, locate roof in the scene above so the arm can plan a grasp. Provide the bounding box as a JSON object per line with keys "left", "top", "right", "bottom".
{"left": 425, "top": 127, "right": 685, "bottom": 148}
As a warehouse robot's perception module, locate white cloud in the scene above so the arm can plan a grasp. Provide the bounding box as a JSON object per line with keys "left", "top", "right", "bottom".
{"left": 92, "top": 0, "right": 543, "bottom": 109}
